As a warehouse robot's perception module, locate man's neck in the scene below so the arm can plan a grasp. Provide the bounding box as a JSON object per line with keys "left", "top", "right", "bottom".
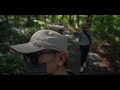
{"left": 53, "top": 67, "right": 69, "bottom": 75}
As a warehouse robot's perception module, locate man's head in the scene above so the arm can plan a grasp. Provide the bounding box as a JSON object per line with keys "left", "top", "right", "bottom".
{"left": 10, "top": 30, "right": 68, "bottom": 75}
{"left": 82, "top": 23, "right": 90, "bottom": 30}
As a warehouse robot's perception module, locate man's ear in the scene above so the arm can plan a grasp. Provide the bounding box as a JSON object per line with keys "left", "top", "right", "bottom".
{"left": 56, "top": 53, "right": 68, "bottom": 66}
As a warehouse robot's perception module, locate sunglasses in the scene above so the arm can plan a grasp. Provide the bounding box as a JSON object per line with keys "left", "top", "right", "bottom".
{"left": 23, "top": 50, "right": 60, "bottom": 65}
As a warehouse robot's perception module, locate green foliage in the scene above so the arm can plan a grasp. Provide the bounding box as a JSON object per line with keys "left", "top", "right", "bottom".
{"left": 0, "top": 43, "right": 9, "bottom": 53}
{"left": 0, "top": 53, "right": 25, "bottom": 75}
{"left": 0, "top": 15, "right": 120, "bottom": 74}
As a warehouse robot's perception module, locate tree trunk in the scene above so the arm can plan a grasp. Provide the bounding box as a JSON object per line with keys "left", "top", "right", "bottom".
{"left": 59, "top": 15, "right": 64, "bottom": 22}
{"left": 69, "top": 15, "right": 72, "bottom": 25}
{"left": 34, "top": 15, "right": 39, "bottom": 20}
{"left": 69, "top": 15, "right": 74, "bottom": 25}
{"left": 26, "top": 15, "right": 34, "bottom": 26}
{"left": 14, "top": 16, "right": 20, "bottom": 26}
{"left": 4, "top": 15, "right": 10, "bottom": 44}
{"left": 51, "top": 15, "right": 55, "bottom": 22}
{"left": 86, "top": 15, "right": 90, "bottom": 22}
{"left": 71, "top": 15, "right": 74, "bottom": 25}
{"left": 4, "top": 15, "right": 9, "bottom": 24}
{"left": 76, "top": 15, "right": 80, "bottom": 28}
{"left": 43, "top": 15, "right": 46, "bottom": 22}
{"left": 27, "top": 15, "right": 31, "bottom": 23}
{"left": 88, "top": 15, "right": 93, "bottom": 27}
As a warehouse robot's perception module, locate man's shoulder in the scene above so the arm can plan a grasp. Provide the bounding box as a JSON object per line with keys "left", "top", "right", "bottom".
{"left": 66, "top": 69, "right": 75, "bottom": 75}
{"left": 67, "top": 71, "right": 75, "bottom": 75}
{"left": 79, "top": 30, "right": 83, "bottom": 34}
{"left": 88, "top": 30, "right": 93, "bottom": 34}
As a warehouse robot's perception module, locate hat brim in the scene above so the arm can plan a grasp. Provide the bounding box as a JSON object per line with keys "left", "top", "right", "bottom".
{"left": 9, "top": 42, "right": 47, "bottom": 54}
{"left": 9, "top": 42, "right": 68, "bottom": 54}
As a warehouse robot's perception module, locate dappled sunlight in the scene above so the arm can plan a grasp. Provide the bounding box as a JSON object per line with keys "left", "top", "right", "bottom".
{"left": 0, "top": 15, "right": 120, "bottom": 75}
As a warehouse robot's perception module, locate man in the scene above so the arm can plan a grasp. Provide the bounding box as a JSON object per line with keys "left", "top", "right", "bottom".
{"left": 79, "top": 23, "right": 94, "bottom": 72}
{"left": 9, "top": 30, "right": 74, "bottom": 75}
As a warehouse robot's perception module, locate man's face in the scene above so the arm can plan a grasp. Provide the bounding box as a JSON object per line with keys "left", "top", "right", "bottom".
{"left": 38, "top": 50, "right": 59, "bottom": 74}
{"left": 24, "top": 49, "right": 68, "bottom": 75}
{"left": 82, "top": 24, "right": 90, "bottom": 30}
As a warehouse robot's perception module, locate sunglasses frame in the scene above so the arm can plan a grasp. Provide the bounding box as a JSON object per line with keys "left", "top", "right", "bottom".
{"left": 23, "top": 49, "right": 60, "bottom": 65}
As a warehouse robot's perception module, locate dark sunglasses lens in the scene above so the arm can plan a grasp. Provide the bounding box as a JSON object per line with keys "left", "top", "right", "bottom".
{"left": 23, "top": 54, "right": 38, "bottom": 65}
{"left": 23, "top": 50, "right": 59, "bottom": 64}
{"left": 29, "top": 56, "right": 38, "bottom": 64}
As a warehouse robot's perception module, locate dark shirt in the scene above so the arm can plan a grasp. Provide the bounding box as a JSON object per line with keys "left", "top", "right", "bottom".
{"left": 67, "top": 71, "right": 75, "bottom": 75}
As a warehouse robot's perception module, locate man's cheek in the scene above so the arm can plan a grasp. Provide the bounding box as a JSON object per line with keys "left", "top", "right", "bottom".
{"left": 47, "top": 62, "right": 58, "bottom": 74}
